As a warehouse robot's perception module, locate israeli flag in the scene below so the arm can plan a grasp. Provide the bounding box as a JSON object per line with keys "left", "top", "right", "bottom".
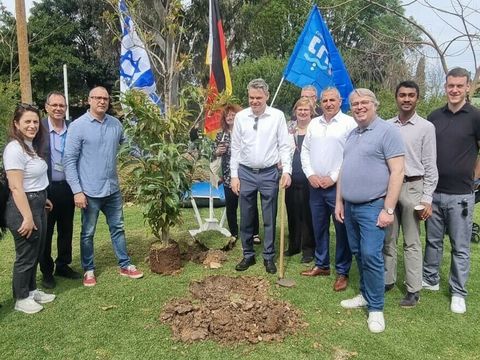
{"left": 119, "top": 0, "right": 162, "bottom": 107}
{"left": 283, "top": 5, "right": 353, "bottom": 112}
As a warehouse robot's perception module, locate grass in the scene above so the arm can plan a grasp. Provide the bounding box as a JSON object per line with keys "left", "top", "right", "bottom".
{"left": 0, "top": 204, "right": 480, "bottom": 360}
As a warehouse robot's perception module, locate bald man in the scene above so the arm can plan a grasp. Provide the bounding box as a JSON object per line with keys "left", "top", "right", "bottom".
{"left": 64, "top": 86, "right": 143, "bottom": 287}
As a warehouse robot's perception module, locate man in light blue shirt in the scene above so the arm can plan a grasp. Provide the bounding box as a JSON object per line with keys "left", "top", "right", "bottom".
{"left": 39, "top": 91, "right": 81, "bottom": 290}
{"left": 64, "top": 86, "right": 143, "bottom": 287}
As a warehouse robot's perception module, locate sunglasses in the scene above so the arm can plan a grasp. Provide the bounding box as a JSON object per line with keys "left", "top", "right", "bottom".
{"left": 459, "top": 199, "right": 469, "bottom": 217}
{"left": 16, "top": 102, "right": 39, "bottom": 112}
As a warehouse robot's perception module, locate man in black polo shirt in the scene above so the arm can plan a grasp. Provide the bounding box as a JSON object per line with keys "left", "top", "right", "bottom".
{"left": 423, "top": 67, "right": 480, "bottom": 314}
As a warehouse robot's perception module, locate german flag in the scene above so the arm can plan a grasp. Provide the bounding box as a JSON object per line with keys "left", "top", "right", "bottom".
{"left": 204, "top": 0, "right": 232, "bottom": 138}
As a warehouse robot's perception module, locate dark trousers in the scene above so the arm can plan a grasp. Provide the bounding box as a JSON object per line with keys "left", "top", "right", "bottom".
{"left": 310, "top": 185, "right": 351, "bottom": 275}
{"left": 224, "top": 185, "right": 259, "bottom": 237}
{"left": 239, "top": 165, "right": 279, "bottom": 260}
{"left": 285, "top": 179, "right": 314, "bottom": 257}
{"left": 6, "top": 190, "right": 47, "bottom": 299}
{"left": 40, "top": 181, "right": 75, "bottom": 276}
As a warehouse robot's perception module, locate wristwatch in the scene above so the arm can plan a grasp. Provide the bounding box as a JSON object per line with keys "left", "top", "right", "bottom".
{"left": 384, "top": 208, "right": 394, "bottom": 215}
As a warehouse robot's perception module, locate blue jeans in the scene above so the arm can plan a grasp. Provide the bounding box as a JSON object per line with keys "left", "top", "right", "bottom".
{"left": 344, "top": 198, "right": 385, "bottom": 311}
{"left": 310, "top": 185, "right": 351, "bottom": 275}
{"left": 80, "top": 191, "right": 131, "bottom": 271}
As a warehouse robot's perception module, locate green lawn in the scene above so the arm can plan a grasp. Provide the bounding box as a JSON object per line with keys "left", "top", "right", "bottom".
{"left": 1, "top": 204, "right": 479, "bottom": 360}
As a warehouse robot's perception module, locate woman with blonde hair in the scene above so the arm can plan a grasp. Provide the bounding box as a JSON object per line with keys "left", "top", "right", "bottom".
{"left": 285, "top": 98, "right": 315, "bottom": 262}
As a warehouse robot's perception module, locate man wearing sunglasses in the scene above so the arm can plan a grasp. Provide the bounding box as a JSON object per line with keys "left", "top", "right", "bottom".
{"left": 63, "top": 86, "right": 143, "bottom": 287}
{"left": 230, "top": 78, "right": 292, "bottom": 274}
{"left": 39, "top": 91, "right": 81, "bottom": 289}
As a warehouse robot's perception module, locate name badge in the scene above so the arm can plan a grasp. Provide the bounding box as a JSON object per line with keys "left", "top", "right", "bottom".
{"left": 54, "top": 163, "right": 64, "bottom": 172}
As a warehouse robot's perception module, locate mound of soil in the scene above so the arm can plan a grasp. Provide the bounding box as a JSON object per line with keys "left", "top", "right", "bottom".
{"left": 150, "top": 242, "right": 182, "bottom": 274}
{"left": 161, "top": 275, "right": 307, "bottom": 344}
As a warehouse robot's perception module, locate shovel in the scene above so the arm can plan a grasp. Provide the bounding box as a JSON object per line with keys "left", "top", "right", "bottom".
{"left": 276, "top": 185, "right": 296, "bottom": 288}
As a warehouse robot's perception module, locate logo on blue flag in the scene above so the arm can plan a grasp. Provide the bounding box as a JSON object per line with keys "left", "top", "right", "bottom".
{"left": 284, "top": 5, "right": 353, "bottom": 112}
{"left": 119, "top": 0, "right": 162, "bottom": 107}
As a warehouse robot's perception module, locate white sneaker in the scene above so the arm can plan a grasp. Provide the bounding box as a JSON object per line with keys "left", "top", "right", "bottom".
{"left": 367, "top": 311, "right": 385, "bottom": 333}
{"left": 14, "top": 297, "right": 43, "bottom": 314}
{"left": 340, "top": 294, "right": 368, "bottom": 309}
{"left": 30, "top": 289, "right": 56, "bottom": 304}
{"left": 450, "top": 296, "right": 466, "bottom": 314}
{"left": 422, "top": 280, "right": 439, "bottom": 291}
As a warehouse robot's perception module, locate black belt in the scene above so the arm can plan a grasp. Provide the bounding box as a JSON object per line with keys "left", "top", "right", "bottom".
{"left": 240, "top": 164, "right": 277, "bottom": 174}
{"left": 26, "top": 189, "right": 47, "bottom": 195}
{"left": 404, "top": 176, "right": 423, "bottom": 183}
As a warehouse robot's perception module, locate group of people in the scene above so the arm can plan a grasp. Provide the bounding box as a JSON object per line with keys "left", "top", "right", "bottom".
{"left": 2, "top": 86, "right": 143, "bottom": 314}
{"left": 214, "top": 67, "right": 479, "bottom": 334}
{"left": 2, "top": 68, "right": 478, "bottom": 334}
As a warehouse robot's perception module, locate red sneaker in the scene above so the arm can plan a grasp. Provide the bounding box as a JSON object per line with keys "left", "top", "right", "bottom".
{"left": 83, "top": 271, "right": 96, "bottom": 287}
{"left": 119, "top": 265, "right": 144, "bottom": 279}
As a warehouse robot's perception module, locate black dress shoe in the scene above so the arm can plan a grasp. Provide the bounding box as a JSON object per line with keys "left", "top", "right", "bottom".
{"left": 284, "top": 249, "right": 300, "bottom": 257}
{"left": 301, "top": 256, "right": 314, "bottom": 263}
{"left": 55, "top": 265, "right": 82, "bottom": 279}
{"left": 385, "top": 283, "right": 395, "bottom": 292}
{"left": 235, "top": 257, "right": 256, "bottom": 271}
{"left": 399, "top": 291, "right": 419, "bottom": 308}
{"left": 42, "top": 275, "right": 56, "bottom": 289}
{"left": 264, "top": 260, "right": 277, "bottom": 274}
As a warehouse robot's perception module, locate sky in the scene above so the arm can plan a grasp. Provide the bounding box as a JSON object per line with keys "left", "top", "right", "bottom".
{"left": 402, "top": 0, "right": 479, "bottom": 76}
{"left": 4, "top": 0, "right": 479, "bottom": 76}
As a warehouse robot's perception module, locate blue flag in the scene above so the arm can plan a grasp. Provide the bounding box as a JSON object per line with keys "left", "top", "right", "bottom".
{"left": 283, "top": 5, "right": 353, "bottom": 112}
{"left": 119, "top": 0, "right": 162, "bottom": 107}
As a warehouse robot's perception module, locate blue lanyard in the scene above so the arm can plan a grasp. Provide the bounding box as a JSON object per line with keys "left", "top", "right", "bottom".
{"left": 51, "top": 131, "right": 67, "bottom": 158}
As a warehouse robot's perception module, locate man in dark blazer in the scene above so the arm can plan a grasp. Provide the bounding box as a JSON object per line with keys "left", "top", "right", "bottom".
{"left": 40, "top": 91, "right": 80, "bottom": 288}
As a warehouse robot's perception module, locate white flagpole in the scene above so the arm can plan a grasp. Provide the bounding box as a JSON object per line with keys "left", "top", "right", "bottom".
{"left": 270, "top": 76, "right": 285, "bottom": 107}
{"left": 63, "top": 64, "right": 70, "bottom": 120}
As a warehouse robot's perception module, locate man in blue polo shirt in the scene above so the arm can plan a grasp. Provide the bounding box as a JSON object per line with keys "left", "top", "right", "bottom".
{"left": 64, "top": 86, "right": 143, "bottom": 287}
{"left": 335, "top": 88, "right": 404, "bottom": 333}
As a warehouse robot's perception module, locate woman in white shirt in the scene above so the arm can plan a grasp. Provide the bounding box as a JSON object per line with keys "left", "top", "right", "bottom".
{"left": 3, "top": 103, "right": 55, "bottom": 314}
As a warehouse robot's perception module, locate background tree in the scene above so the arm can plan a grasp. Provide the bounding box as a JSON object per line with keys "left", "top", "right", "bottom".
{"left": 363, "top": 0, "right": 480, "bottom": 96}
{"left": 183, "top": 0, "right": 422, "bottom": 101}
{"left": 27, "top": 0, "right": 117, "bottom": 107}
{"left": 0, "top": 5, "right": 17, "bottom": 83}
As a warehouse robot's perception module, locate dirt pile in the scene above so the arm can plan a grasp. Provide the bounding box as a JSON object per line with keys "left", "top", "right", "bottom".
{"left": 161, "top": 275, "right": 307, "bottom": 344}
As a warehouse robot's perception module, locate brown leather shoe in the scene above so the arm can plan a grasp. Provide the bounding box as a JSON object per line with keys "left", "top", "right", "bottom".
{"left": 301, "top": 266, "right": 330, "bottom": 276}
{"left": 334, "top": 275, "right": 348, "bottom": 292}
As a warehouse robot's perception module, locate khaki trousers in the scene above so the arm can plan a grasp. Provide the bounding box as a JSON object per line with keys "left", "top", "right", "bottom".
{"left": 384, "top": 180, "right": 423, "bottom": 293}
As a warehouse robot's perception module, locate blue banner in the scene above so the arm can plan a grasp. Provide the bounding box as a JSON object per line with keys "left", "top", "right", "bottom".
{"left": 283, "top": 5, "right": 353, "bottom": 112}
{"left": 119, "top": 0, "right": 162, "bottom": 107}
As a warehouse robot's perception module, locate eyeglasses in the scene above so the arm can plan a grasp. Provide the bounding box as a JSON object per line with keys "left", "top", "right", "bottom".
{"left": 459, "top": 199, "right": 469, "bottom": 217}
{"left": 253, "top": 116, "right": 259, "bottom": 130}
{"left": 90, "top": 96, "right": 109, "bottom": 102}
{"left": 351, "top": 100, "right": 373, "bottom": 108}
{"left": 47, "top": 103, "right": 66, "bottom": 109}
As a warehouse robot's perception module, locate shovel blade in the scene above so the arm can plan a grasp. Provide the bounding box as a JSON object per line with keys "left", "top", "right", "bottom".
{"left": 276, "top": 278, "right": 296, "bottom": 288}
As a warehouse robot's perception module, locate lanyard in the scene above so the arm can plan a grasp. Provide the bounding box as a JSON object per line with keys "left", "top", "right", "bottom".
{"left": 51, "top": 131, "right": 67, "bottom": 158}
